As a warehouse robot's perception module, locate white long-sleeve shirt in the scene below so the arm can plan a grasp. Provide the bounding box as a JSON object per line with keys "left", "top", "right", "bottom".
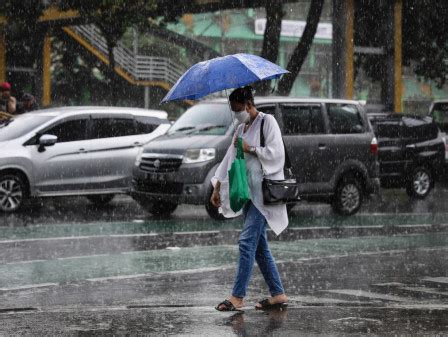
{"left": 212, "top": 111, "right": 288, "bottom": 235}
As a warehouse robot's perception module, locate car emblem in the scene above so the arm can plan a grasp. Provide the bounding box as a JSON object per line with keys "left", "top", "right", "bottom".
{"left": 153, "top": 159, "right": 161, "bottom": 168}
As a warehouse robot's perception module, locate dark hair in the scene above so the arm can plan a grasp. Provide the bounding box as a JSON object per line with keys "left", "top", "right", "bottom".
{"left": 229, "top": 86, "right": 254, "bottom": 104}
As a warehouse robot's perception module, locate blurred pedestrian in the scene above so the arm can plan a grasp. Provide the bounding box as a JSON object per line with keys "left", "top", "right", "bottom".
{"left": 0, "top": 82, "right": 16, "bottom": 116}
{"left": 16, "top": 93, "right": 39, "bottom": 114}
{"left": 211, "top": 86, "right": 288, "bottom": 312}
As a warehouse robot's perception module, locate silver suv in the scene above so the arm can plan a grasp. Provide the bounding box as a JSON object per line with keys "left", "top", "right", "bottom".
{"left": 132, "top": 97, "right": 380, "bottom": 218}
{"left": 0, "top": 106, "right": 170, "bottom": 212}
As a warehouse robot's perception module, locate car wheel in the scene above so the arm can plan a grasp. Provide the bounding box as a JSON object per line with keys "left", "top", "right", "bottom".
{"left": 86, "top": 194, "right": 115, "bottom": 205}
{"left": 137, "top": 199, "right": 178, "bottom": 218}
{"left": 0, "top": 174, "right": 27, "bottom": 213}
{"left": 332, "top": 175, "right": 363, "bottom": 216}
{"left": 406, "top": 166, "right": 433, "bottom": 199}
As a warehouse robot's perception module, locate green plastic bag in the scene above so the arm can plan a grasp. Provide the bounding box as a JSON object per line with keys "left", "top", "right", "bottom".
{"left": 228, "top": 138, "right": 250, "bottom": 212}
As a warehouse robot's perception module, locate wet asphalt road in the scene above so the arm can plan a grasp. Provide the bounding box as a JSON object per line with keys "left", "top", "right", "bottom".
{"left": 1, "top": 238, "right": 447, "bottom": 335}
{"left": 1, "top": 185, "right": 448, "bottom": 335}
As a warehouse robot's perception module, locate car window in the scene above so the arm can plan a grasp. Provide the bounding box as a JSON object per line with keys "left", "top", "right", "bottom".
{"left": 90, "top": 117, "right": 136, "bottom": 139}
{"left": 258, "top": 105, "right": 276, "bottom": 116}
{"left": 327, "top": 103, "right": 364, "bottom": 134}
{"left": 282, "top": 105, "right": 325, "bottom": 135}
{"left": 430, "top": 102, "right": 448, "bottom": 132}
{"left": 0, "top": 115, "right": 54, "bottom": 142}
{"left": 375, "top": 121, "right": 402, "bottom": 138}
{"left": 168, "top": 103, "right": 232, "bottom": 136}
{"left": 402, "top": 116, "right": 438, "bottom": 141}
{"left": 135, "top": 116, "right": 167, "bottom": 135}
{"left": 45, "top": 119, "right": 88, "bottom": 143}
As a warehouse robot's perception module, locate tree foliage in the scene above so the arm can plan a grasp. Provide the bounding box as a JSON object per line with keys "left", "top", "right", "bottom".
{"left": 0, "top": 2, "right": 47, "bottom": 66}
{"left": 0, "top": 1, "right": 49, "bottom": 96}
{"left": 403, "top": 0, "right": 448, "bottom": 88}
{"left": 58, "top": 0, "right": 157, "bottom": 104}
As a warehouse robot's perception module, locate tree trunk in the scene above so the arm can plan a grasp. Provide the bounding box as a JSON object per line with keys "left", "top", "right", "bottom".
{"left": 107, "top": 42, "right": 118, "bottom": 105}
{"left": 255, "top": 0, "right": 284, "bottom": 96}
{"left": 33, "top": 27, "right": 47, "bottom": 104}
{"left": 276, "top": 0, "right": 325, "bottom": 96}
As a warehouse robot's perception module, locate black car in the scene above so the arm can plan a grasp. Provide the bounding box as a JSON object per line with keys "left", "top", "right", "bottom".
{"left": 369, "top": 113, "right": 445, "bottom": 198}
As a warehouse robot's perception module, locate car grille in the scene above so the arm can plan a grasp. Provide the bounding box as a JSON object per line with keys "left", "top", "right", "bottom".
{"left": 134, "top": 179, "right": 183, "bottom": 195}
{"left": 140, "top": 155, "right": 183, "bottom": 173}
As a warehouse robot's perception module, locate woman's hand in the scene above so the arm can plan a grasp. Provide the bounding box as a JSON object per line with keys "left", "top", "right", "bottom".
{"left": 210, "top": 189, "right": 221, "bottom": 208}
{"left": 210, "top": 181, "right": 221, "bottom": 208}
{"left": 242, "top": 140, "right": 251, "bottom": 153}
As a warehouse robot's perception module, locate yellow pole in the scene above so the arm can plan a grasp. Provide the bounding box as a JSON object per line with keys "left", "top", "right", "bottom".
{"left": 43, "top": 33, "right": 51, "bottom": 107}
{"left": 394, "top": 0, "right": 403, "bottom": 112}
{"left": 0, "top": 32, "right": 5, "bottom": 83}
{"left": 345, "top": 0, "right": 354, "bottom": 99}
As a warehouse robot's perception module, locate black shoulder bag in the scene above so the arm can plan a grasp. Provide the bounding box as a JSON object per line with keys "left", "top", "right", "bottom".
{"left": 260, "top": 117, "right": 301, "bottom": 205}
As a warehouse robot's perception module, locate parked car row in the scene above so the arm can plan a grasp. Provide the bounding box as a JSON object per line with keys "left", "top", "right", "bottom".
{"left": 0, "top": 99, "right": 446, "bottom": 217}
{"left": 132, "top": 97, "right": 380, "bottom": 218}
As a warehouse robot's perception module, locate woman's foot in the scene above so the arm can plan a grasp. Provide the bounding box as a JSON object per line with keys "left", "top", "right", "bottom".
{"left": 216, "top": 296, "right": 244, "bottom": 311}
{"left": 255, "top": 294, "right": 288, "bottom": 310}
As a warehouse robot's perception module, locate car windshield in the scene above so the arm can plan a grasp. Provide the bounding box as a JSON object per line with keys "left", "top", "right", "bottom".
{"left": 430, "top": 103, "right": 448, "bottom": 132}
{"left": 0, "top": 114, "right": 54, "bottom": 142}
{"left": 168, "top": 103, "right": 233, "bottom": 135}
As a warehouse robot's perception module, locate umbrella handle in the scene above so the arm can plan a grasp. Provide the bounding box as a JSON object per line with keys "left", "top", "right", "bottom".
{"left": 225, "top": 89, "right": 237, "bottom": 134}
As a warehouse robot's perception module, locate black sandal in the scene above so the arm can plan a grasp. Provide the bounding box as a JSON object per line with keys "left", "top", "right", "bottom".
{"left": 255, "top": 298, "right": 288, "bottom": 311}
{"left": 215, "top": 299, "right": 243, "bottom": 312}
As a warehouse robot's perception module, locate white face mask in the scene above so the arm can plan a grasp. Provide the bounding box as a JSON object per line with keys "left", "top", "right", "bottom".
{"left": 234, "top": 107, "right": 250, "bottom": 124}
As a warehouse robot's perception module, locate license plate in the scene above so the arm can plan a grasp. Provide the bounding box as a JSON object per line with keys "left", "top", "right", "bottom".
{"left": 146, "top": 173, "right": 166, "bottom": 182}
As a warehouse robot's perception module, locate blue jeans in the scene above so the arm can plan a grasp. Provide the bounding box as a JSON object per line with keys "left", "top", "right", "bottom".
{"left": 232, "top": 201, "right": 285, "bottom": 298}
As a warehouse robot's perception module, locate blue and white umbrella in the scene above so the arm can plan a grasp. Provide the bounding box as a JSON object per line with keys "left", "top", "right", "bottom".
{"left": 161, "top": 53, "right": 288, "bottom": 103}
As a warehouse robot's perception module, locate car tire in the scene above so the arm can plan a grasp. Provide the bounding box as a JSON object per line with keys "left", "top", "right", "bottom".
{"left": 332, "top": 174, "right": 363, "bottom": 216}
{"left": 406, "top": 166, "right": 433, "bottom": 199}
{"left": 138, "top": 199, "right": 178, "bottom": 218}
{"left": 86, "top": 194, "right": 115, "bottom": 205}
{"left": 0, "top": 174, "right": 27, "bottom": 213}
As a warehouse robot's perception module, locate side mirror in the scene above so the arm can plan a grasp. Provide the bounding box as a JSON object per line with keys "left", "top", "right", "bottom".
{"left": 38, "top": 134, "right": 57, "bottom": 152}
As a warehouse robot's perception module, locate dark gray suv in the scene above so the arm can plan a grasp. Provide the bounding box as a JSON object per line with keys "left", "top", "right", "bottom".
{"left": 131, "top": 97, "right": 380, "bottom": 218}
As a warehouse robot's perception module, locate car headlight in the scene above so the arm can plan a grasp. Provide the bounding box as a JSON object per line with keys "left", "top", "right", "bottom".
{"left": 135, "top": 147, "right": 144, "bottom": 166}
{"left": 183, "top": 148, "right": 216, "bottom": 164}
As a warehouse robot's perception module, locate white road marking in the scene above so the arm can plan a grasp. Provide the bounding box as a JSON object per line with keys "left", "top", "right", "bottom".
{"left": 0, "top": 283, "right": 58, "bottom": 292}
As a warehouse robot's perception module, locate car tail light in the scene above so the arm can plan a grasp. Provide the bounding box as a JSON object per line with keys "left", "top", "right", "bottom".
{"left": 370, "top": 137, "right": 378, "bottom": 155}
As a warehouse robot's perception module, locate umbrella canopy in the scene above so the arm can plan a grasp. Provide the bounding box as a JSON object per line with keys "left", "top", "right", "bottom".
{"left": 161, "top": 53, "right": 288, "bottom": 103}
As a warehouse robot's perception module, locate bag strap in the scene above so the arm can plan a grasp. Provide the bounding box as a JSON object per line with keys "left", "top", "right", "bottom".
{"left": 260, "top": 117, "right": 293, "bottom": 175}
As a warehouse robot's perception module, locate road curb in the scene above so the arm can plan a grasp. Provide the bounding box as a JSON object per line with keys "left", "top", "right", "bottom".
{"left": 1, "top": 224, "right": 447, "bottom": 264}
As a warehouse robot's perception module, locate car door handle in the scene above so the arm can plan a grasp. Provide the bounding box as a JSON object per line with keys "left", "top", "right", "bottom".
{"left": 133, "top": 142, "right": 143, "bottom": 147}
{"left": 318, "top": 143, "right": 327, "bottom": 150}
{"left": 78, "top": 148, "right": 88, "bottom": 153}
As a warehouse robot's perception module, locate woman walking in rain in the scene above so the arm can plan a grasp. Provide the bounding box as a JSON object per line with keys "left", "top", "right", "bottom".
{"left": 211, "top": 86, "right": 288, "bottom": 311}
